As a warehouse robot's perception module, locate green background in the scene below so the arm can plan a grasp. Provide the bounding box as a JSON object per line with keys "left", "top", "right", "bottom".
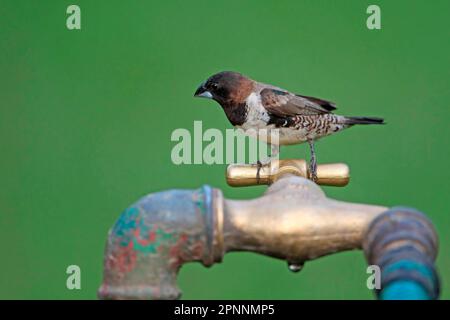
{"left": 1, "top": 0, "right": 449, "bottom": 299}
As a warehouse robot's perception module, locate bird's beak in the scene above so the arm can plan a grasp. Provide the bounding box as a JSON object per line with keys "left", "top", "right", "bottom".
{"left": 194, "top": 82, "right": 213, "bottom": 99}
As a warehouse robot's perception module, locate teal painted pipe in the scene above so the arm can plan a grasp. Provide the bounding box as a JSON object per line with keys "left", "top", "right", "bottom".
{"left": 363, "top": 207, "right": 440, "bottom": 300}
{"left": 381, "top": 281, "right": 429, "bottom": 300}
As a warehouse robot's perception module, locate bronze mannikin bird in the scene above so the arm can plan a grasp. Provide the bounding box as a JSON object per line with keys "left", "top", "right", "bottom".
{"left": 194, "top": 71, "right": 384, "bottom": 181}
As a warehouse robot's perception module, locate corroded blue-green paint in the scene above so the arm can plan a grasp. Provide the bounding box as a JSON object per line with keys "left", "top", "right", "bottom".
{"left": 112, "top": 207, "right": 139, "bottom": 246}
{"left": 112, "top": 204, "right": 180, "bottom": 253}
{"left": 132, "top": 228, "right": 176, "bottom": 254}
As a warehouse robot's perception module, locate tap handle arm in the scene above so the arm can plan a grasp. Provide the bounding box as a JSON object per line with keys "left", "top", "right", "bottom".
{"left": 226, "top": 160, "right": 350, "bottom": 187}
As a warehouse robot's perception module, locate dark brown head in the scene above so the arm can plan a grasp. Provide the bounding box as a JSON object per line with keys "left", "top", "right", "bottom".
{"left": 194, "top": 71, "right": 254, "bottom": 107}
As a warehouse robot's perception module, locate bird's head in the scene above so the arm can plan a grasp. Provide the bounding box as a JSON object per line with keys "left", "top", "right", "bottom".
{"left": 194, "top": 71, "right": 254, "bottom": 106}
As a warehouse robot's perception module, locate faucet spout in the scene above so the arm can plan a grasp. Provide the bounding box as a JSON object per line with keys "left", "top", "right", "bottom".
{"left": 222, "top": 176, "right": 386, "bottom": 263}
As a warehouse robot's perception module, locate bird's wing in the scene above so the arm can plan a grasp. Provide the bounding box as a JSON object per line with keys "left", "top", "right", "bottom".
{"left": 260, "top": 88, "right": 336, "bottom": 117}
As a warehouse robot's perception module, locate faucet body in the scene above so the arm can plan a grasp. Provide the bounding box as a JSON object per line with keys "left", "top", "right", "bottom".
{"left": 223, "top": 176, "right": 385, "bottom": 263}
{"left": 99, "top": 175, "right": 387, "bottom": 299}
{"left": 98, "top": 163, "right": 440, "bottom": 300}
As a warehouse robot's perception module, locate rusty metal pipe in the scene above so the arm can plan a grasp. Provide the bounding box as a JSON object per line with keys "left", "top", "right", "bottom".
{"left": 98, "top": 186, "right": 221, "bottom": 300}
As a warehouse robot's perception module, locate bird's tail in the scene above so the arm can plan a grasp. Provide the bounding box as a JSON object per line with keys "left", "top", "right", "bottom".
{"left": 344, "top": 116, "right": 385, "bottom": 125}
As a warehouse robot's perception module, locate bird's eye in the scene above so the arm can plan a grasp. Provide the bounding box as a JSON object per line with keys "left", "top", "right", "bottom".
{"left": 210, "top": 83, "right": 219, "bottom": 90}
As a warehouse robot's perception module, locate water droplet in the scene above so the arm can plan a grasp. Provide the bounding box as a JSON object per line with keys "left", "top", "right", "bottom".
{"left": 288, "top": 262, "right": 304, "bottom": 273}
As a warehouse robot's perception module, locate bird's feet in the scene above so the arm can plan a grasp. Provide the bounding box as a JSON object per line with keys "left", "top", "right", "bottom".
{"left": 256, "top": 144, "right": 280, "bottom": 183}
{"left": 255, "top": 157, "right": 275, "bottom": 183}
{"left": 309, "top": 161, "right": 318, "bottom": 183}
{"left": 308, "top": 139, "right": 318, "bottom": 183}
{"left": 256, "top": 160, "right": 262, "bottom": 183}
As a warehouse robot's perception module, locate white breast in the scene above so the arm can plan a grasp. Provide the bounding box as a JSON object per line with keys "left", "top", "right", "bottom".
{"left": 239, "top": 92, "right": 270, "bottom": 130}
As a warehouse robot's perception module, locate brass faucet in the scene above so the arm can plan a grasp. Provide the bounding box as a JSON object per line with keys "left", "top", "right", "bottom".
{"left": 98, "top": 161, "right": 440, "bottom": 300}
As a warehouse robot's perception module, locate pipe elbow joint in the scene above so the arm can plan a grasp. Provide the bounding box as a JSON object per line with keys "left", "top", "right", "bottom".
{"left": 98, "top": 185, "right": 223, "bottom": 300}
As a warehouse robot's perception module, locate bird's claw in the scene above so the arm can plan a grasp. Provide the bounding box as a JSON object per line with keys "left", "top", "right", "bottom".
{"left": 309, "top": 162, "right": 318, "bottom": 183}
{"left": 256, "top": 160, "right": 262, "bottom": 184}
{"left": 310, "top": 171, "right": 318, "bottom": 183}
